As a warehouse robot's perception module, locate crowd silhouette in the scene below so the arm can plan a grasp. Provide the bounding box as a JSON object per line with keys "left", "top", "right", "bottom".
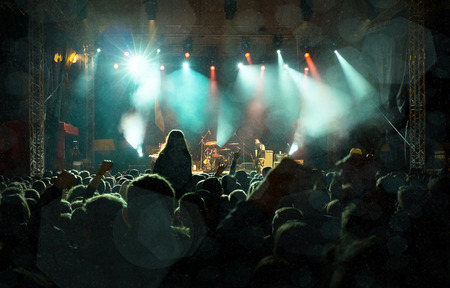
{"left": 0, "top": 128, "right": 449, "bottom": 287}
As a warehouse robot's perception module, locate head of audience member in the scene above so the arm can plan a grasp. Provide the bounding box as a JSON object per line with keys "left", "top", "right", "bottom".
{"left": 192, "top": 174, "right": 206, "bottom": 189}
{"left": 325, "top": 199, "right": 344, "bottom": 219}
{"left": 332, "top": 148, "right": 377, "bottom": 204}
{"left": 79, "top": 170, "right": 90, "bottom": 179}
{"left": 261, "top": 166, "right": 272, "bottom": 178}
{"left": 119, "top": 174, "right": 189, "bottom": 269}
{"left": 123, "top": 174, "right": 176, "bottom": 229}
{"left": 92, "top": 178, "right": 106, "bottom": 194}
{"left": 271, "top": 207, "right": 304, "bottom": 237}
{"left": 174, "top": 192, "right": 208, "bottom": 244}
{"left": 43, "top": 170, "right": 54, "bottom": 178}
{"left": 128, "top": 169, "right": 140, "bottom": 179}
{"left": 0, "top": 194, "right": 30, "bottom": 231}
{"left": 273, "top": 220, "right": 316, "bottom": 264}
{"left": 228, "top": 189, "right": 247, "bottom": 203}
{"left": 66, "top": 184, "right": 89, "bottom": 203}
{"left": 31, "top": 180, "right": 46, "bottom": 195}
{"left": 397, "top": 185, "right": 427, "bottom": 218}
{"left": 7, "top": 181, "right": 24, "bottom": 190}
{"left": 83, "top": 194, "right": 127, "bottom": 244}
{"left": 201, "top": 177, "right": 223, "bottom": 200}
{"left": 104, "top": 176, "right": 115, "bottom": 187}
{"left": 1, "top": 187, "right": 24, "bottom": 200}
{"left": 160, "top": 129, "right": 190, "bottom": 154}
{"left": 235, "top": 170, "right": 250, "bottom": 191}
{"left": 221, "top": 174, "right": 237, "bottom": 195}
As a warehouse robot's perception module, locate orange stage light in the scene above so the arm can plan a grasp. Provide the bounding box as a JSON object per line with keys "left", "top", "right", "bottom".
{"left": 185, "top": 52, "right": 190, "bottom": 58}
{"left": 304, "top": 53, "right": 310, "bottom": 58}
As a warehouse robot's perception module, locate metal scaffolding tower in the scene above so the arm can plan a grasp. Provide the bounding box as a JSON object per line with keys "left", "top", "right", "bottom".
{"left": 408, "top": 0, "right": 426, "bottom": 171}
{"left": 84, "top": 45, "right": 96, "bottom": 168}
{"left": 28, "top": 3, "right": 45, "bottom": 177}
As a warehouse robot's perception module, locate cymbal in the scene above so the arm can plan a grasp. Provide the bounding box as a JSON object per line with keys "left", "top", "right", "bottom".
{"left": 205, "top": 141, "right": 217, "bottom": 146}
{"left": 228, "top": 142, "right": 239, "bottom": 145}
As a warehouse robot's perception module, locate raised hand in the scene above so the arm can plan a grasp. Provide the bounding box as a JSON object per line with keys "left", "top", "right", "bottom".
{"left": 98, "top": 160, "right": 114, "bottom": 175}
{"left": 214, "top": 163, "right": 228, "bottom": 177}
{"left": 54, "top": 170, "right": 77, "bottom": 191}
{"left": 232, "top": 149, "right": 241, "bottom": 161}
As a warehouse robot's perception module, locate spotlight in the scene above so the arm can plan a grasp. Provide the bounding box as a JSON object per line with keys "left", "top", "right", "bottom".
{"left": 113, "top": 63, "right": 119, "bottom": 69}
{"left": 277, "top": 49, "right": 281, "bottom": 54}
{"left": 124, "top": 51, "right": 130, "bottom": 57}
{"left": 210, "top": 65, "right": 215, "bottom": 71}
{"left": 304, "top": 53, "right": 310, "bottom": 58}
{"left": 261, "top": 65, "right": 266, "bottom": 71}
{"left": 245, "top": 52, "right": 250, "bottom": 58}
{"left": 304, "top": 67, "right": 309, "bottom": 71}
{"left": 128, "top": 55, "right": 146, "bottom": 76}
{"left": 185, "top": 52, "right": 190, "bottom": 59}
{"left": 183, "top": 62, "right": 189, "bottom": 69}
{"left": 284, "top": 64, "right": 288, "bottom": 68}
{"left": 144, "top": 0, "right": 158, "bottom": 20}
{"left": 237, "top": 62, "right": 243, "bottom": 69}
{"left": 160, "top": 65, "right": 165, "bottom": 71}
{"left": 157, "top": 48, "right": 161, "bottom": 53}
{"left": 96, "top": 48, "right": 101, "bottom": 53}
{"left": 334, "top": 50, "right": 338, "bottom": 54}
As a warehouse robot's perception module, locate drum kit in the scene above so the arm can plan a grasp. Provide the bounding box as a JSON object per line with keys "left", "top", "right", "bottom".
{"left": 202, "top": 141, "right": 240, "bottom": 171}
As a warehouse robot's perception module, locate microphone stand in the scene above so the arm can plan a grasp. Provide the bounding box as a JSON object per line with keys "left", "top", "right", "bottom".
{"left": 233, "top": 132, "right": 246, "bottom": 163}
{"left": 199, "top": 130, "right": 211, "bottom": 171}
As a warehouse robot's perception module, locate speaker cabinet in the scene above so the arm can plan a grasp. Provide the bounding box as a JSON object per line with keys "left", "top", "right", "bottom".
{"left": 264, "top": 150, "right": 273, "bottom": 168}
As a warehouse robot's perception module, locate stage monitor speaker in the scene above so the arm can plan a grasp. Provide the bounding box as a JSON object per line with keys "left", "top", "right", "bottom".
{"left": 264, "top": 150, "right": 273, "bottom": 168}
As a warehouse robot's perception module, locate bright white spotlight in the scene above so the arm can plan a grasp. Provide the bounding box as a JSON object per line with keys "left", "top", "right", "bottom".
{"left": 160, "top": 65, "right": 165, "bottom": 71}
{"left": 113, "top": 63, "right": 119, "bottom": 69}
{"left": 261, "top": 65, "right": 266, "bottom": 71}
{"left": 284, "top": 64, "right": 289, "bottom": 68}
{"left": 97, "top": 48, "right": 101, "bottom": 53}
{"left": 128, "top": 55, "right": 146, "bottom": 76}
{"left": 183, "top": 61, "right": 189, "bottom": 69}
{"left": 237, "top": 62, "right": 244, "bottom": 69}
{"left": 137, "top": 147, "right": 144, "bottom": 158}
{"left": 334, "top": 50, "right": 338, "bottom": 54}
{"left": 124, "top": 51, "right": 130, "bottom": 57}
{"left": 157, "top": 48, "right": 161, "bottom": 53}
{"left": 289, "top": 143, "right": 299, "bottom": 155}
{"left": 277, "top": 49, "right": 281, "bottom": 54}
